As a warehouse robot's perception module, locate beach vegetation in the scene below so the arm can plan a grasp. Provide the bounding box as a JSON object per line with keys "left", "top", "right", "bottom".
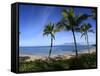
{"left": 19, "top": 52, "right": 96, "bottom": 72}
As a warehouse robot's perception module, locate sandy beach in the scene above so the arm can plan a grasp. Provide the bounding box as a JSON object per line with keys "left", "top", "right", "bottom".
{"left": 19, "top": 48, "right": 96, "bottom": 62}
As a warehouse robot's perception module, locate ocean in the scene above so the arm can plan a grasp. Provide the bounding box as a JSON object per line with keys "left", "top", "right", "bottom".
{"left": 19, "top": 45, "right": 95, "bottom": 56}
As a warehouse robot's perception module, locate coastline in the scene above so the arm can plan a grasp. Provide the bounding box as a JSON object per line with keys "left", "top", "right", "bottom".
{"left": 19, "top": 47, "right": 96, "bottom": 62}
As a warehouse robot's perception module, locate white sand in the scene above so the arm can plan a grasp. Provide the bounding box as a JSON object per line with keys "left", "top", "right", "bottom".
{"left": 20, "top": 48, "right": 96, "bottom": 61}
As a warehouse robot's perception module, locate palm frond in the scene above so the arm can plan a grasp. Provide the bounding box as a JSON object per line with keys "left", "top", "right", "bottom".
{"left": 43, "top": 32, "right": 49, "bottom": 36}
{"left": 80, "top": 23, "right": 92, "bottom": 32}
{"left": 51, "top": 33, "right": 55, "bottom": 40}
{"left": 80, "top": 32, "right": 86, "bottom": 38}
{"left": 56, "top": 21, "right": 65, "bottom": 31}
{"left": 75, "top": 27, "right": 81, "bottom": 32}
{"left": 76, "top": 14, "right": 89, "bottom": 25}
{"left": 87, "top": 23, "right": 92, "bottom": 29}
{"left": 61, "top": 8, "right": 68, "bottom": 18}
{"left": 88, "top": 29, "right": 94, "bottom": 33}
{"left": 69, "top": 8, "right": 75, "bottom": 17}
{"left": 43, "top": 22, "right": 57, "bottom": 40}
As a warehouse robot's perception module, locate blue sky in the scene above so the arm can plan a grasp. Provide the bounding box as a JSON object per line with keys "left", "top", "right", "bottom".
{"left": 19, "top": 4, "right": 96, "bottom": 46}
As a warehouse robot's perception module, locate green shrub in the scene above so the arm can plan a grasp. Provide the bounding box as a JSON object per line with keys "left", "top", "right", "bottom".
{"left": 68, "top": 52, "right": 97, "bottom": 69}
{"left": 19, "top": 52, "right": 97, "bottom": 72}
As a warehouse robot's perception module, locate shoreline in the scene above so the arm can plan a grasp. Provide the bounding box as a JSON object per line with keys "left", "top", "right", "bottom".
{"left": 19, "top": 48, "right": 96, "bottom": 62}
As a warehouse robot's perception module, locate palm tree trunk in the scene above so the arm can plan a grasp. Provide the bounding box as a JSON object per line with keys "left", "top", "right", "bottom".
{"left": 86, "top": 32, "right": 90, "bottom": 54}
{"left": 72, "top": 28, "right": 78, "bottom": 57}
{"left": 48, "top": 37, "right": 53, "bottom": 58}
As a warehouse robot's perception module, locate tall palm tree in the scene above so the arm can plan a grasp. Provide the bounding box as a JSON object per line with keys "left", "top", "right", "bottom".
{"left": 56, "top": 8, "right": 89, "bottom": 57}
{"left": 43, "top": 22, "right": 57, "bottom": 58}
{"left": 80, "top": 23, "right": 94, "bottom": 54}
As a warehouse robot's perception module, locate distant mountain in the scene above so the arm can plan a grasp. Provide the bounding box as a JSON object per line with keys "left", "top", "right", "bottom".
{"left": 63, "top": 43, "right": 83, "bottom": 45}
{"left": 54, "top": 42, "right": 95, "bottom": 46}
{"left": 92, "top": 44, "right": 96, "bottom": 46}
{"left": 54, "top": 43, "right": 81, "bottom": 46}
{"left": 62, "top": 42, "right": 95, "bottom": 46}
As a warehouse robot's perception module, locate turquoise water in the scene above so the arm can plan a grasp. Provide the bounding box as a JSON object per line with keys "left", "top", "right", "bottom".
{"left": 19, "top": 45, "right": 95, "bottom": 56}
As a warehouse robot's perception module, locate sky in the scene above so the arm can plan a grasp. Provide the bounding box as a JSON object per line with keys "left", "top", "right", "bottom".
{"left": 19, "top": 4, "right": 96, "bottom": 46}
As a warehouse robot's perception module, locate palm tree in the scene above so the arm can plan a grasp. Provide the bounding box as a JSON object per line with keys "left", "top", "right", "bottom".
{"left": 43, "top": 22, "right": 57, "bottom": 58}
{"left": 56, "top": 8, "right": 89, "bottom": 57}
{"left": 80, "top": 23, "right": 94, "bottom": 54}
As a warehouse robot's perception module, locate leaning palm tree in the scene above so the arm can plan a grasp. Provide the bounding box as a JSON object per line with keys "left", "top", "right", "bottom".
{"left": 80, "top": 23, "right": 94, "bottom": 54}
{"left": 43, "top": 22, "right": 57, "bottom": 58}
{"left": 56, "top": 8, "right": 89, "bottom": 57}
